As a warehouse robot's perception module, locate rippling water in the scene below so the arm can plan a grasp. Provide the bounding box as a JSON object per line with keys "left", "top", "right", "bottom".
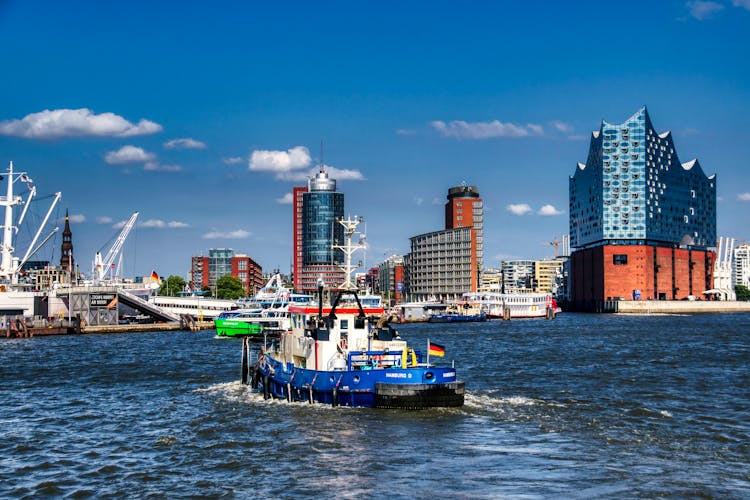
{"left": 1, "top": 313, "right": 749, "bottom": 498}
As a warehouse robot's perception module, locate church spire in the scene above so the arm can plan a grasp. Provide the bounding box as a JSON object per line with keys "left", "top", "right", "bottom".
{"left": 60, "top": 209, "right": 74, "bottom": 276}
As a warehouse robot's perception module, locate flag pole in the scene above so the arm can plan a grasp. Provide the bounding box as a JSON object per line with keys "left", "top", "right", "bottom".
{"left": 427, "top": 338, "right": 430, "bottom": 366}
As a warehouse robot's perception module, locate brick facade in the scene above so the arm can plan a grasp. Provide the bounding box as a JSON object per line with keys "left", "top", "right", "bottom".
{"left": 571, "top": 244, "right": 715, "bottom": 309}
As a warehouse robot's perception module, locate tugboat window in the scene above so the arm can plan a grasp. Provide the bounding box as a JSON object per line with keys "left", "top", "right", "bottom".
{"left": 613, "top": 254, "right": 628, "bottom": 265}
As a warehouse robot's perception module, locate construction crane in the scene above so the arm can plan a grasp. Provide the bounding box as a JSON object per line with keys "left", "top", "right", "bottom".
{"left": 549, "top": 237, "right": 562, "bottom": 259}
{"left": 94, "top": 212, "right": 139, "bottom": 282}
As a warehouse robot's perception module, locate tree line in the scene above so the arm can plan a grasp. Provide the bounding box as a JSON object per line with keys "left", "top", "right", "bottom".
{"left": 158, "top": 274, "right": 246, "bottom": 300}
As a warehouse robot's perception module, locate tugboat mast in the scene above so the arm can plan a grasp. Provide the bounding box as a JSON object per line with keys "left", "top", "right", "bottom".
{"left": 332, "top": 215, "right": 366, "bottom": 291}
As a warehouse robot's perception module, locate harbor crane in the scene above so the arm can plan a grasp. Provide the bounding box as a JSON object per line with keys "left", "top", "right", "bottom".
{"left": 0, "top": 161, "right": 61, "bottom": 284}
{"left": 94, "top": 212, "right": 138, "bottom": 282}
{"left": 549, "top": 237, "right": 562, "bottom": 258}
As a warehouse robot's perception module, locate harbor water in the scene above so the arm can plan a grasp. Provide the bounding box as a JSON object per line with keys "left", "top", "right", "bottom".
{"left": 1, "top": 313, "right": 748, "bottom": 498}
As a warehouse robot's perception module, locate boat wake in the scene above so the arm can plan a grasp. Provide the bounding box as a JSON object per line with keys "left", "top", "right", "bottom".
{"left": 465, "top": 392, "right": 566, "bottom": 410}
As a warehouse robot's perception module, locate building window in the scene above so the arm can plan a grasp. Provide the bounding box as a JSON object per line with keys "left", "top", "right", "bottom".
{"left": 613, "top": 254, "right": 628, "bottom": 265}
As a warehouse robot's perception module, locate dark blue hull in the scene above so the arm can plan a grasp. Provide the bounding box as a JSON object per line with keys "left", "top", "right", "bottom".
{"left": 251, "top": 353, "right": 465, "bottom": 409}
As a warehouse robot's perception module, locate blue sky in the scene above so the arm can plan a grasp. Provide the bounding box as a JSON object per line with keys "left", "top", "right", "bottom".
{"left": 0, "top": 1, "right": 748, "bottom": 279}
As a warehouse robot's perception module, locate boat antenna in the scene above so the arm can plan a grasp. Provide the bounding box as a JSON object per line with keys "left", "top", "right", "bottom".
{"left": 332, "top": 215, "right": 366, "bottom": 291}
{"left": 319, "top": 139, "right": 325, "bottom": 173}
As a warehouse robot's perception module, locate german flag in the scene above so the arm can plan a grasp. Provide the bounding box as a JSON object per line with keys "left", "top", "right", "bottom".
{"left": 428, "top": 341, "right": 445, "bottom": 357}
{"left": 151, "top": 270, "right": 160, "bottom": 283}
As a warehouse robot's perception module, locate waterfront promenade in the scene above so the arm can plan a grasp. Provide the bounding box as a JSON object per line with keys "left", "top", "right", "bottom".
{"left": 616, "top": 300, "right": 750, "bottom": 314}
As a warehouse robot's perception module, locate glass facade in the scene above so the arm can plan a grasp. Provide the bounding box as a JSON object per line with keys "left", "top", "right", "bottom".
{"left": 302, "top": 171, "right": 344, "bottom": 266}
{"left": 569, "top": 107, "right": 716, "bottom": 250}
{"left": 208, "top": 248, "right": 233, "bottom": 287}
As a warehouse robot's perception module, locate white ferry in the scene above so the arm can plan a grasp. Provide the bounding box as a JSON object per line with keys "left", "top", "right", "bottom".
{"left": 150, "top": 293, "right": 238, "bottom": 320}
{"left": 461, "top": 291, "right": 556, "bottom": 319}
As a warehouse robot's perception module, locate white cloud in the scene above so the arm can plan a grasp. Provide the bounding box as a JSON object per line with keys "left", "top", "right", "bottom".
{"left": 738, "top": 192, "right": 750, "bottom": 201}
{"left": 163, "top": 138, "right": 206, "bottom": 149}
{"left": 166, "top": 221, "right": 190, "bottom": 228}
{"left": 552, "top": 121, "right": 573, "bottom": 133}
{"left": 276, "top": 193, "right": 294, "bottom": 204}
{"left": 0, "top": 108, "right": 162, "bottom": 139}
{"left": 686, "top": 0, "right": 724, "bottom": 19}
{"left": 413, "top": 196, "right": 424, "bottom": 206}
{"left": 733, "top": 0, "right": 750, "bottom": 9}
{"left": 223, "top": 157, "right": 243, "bottom": 165}
{"left": 69, "top": 214, "right": 86, "bottom": 223}
{"left": 249, "top": 146, "right": 364, "bottom": 181}
{"left": 203, "top": 229, "right": 251, "bottom": 239}
{"left": 538, "top": 204, "right": 564, "bottom": 216}
{"left": 507, "top": 203, "right": 533, "bottom": 216}
{"left": 323, "top": 166, "right": 365, "bottom": 181}
{"left": 527, "top": 124, "right": 544, "bottom": 136}
{"left": 431, "top": 120, "right": 544, "bottom": 139}
{"left": 276, "top": 165, "right": 365, "bottom": 182}
{"left": 144, "top": 161, "right": 182, "bottom": 172}
{"left": 115, "top": 219, "right": 189, "bottom": 229}
{"left": 105, "top": 145, "right": 155, "bottom": 164}
{"left": 432, "top": 198, "right": 442, "bottom": 205}
{"left": 250, "top": 146, "right": 311, "bottom": 173}
{"left": 396, "top": 128, "right": 416, "bottom": 135}
{"left": 96, "top": 216, "right": 113, "bottom": 224}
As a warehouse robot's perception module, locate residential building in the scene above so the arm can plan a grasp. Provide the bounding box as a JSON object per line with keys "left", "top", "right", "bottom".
{"left": 735, "top": 243, "right": 750, "bottom": 289}
{"left": 232, "top": 254, "right": 264, "bottom": 295}
{"left": 714, "top": 237, "right": 736, "bottom": 300}
{"left": 364, "top": 266, "right": 379, "bottom": 294}
{"left": 190, "top": 248, "right": 263, "bottom": 297}
{"left": 501, "top": 260, "right": 534, "bottom": 293}
{"left": 479, "top": 267, "right": 502, "bottom": 292}
{"left": 403, "top": 184, "right": 482, "bottom": 301}
{"left": 191, "top": 256, "right": 208, "bottom": 290}
{"left": 569, "top": 106, "right": 716, "bottom": 308}
{"left": 404, "top": 227, "right": 476, "bottom": 302}
{"left": 378, "top": 255, "right": 404, "bottom": 305}
{"left": 534, "top": 259, "right": 564, "bottom": 294}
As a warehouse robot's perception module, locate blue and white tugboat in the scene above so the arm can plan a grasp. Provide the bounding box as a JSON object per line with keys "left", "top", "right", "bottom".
{"left": 240, "top": 217, "right": 465, "bottom": 409}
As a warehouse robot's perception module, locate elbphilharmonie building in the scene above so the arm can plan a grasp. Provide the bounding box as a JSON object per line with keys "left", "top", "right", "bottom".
{"left": 569, "top": 107, "right": 717, "bottom": 309}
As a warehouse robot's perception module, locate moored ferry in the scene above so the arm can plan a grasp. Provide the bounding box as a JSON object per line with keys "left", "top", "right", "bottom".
{"left": 461, "top": 291, "right": 556, "bottom": 319}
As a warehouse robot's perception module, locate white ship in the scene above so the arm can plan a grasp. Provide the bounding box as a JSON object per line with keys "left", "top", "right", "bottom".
{"left": 151, "top": 293, "right": 238, "bottom": 320}
{"left": 461, "top": 291, "right": 555, "bottom": 319}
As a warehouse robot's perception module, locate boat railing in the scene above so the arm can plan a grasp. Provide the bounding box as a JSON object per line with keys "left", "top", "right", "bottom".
{"left": 346, "top": 349, "right": 424, "bottom": 370}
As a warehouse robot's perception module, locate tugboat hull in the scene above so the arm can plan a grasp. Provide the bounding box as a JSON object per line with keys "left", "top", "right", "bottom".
{"left": 251, "top": 352, "right": 464, "bottom": 409}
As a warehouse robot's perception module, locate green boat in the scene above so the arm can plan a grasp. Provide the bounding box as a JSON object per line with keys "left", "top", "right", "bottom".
{"left": 214, "top": 317, "right": 263, "bottom": 337}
